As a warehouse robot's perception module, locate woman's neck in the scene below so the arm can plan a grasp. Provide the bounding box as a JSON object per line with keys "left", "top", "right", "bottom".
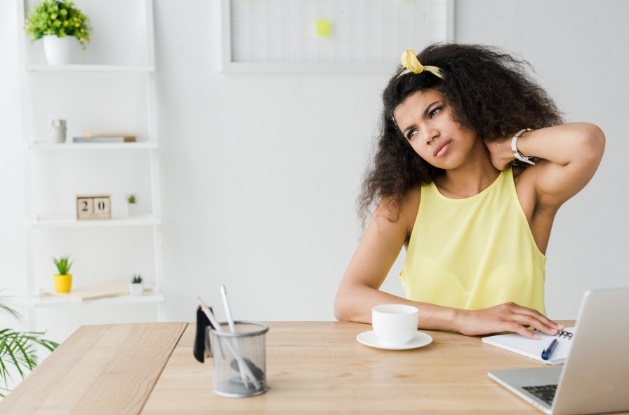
{"left": 434, "top": 141, "right": 500, "bottom": 199}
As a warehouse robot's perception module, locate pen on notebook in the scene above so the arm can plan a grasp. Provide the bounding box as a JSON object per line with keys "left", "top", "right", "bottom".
{"left": 541, "top": 338, "right": 558, "bottom": 360}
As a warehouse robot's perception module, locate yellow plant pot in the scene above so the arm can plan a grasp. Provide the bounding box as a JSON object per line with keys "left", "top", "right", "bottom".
{"left": 54, "top": 274, "right": 72, "bottom": 293}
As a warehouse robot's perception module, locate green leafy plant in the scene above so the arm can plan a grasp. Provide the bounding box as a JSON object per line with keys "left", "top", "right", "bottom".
{"left": 52, "top": 255, "right": 72, "bottom": 275}
{"left": 0, "top": 291, "right": 58, "bottom": 397}
{"left": 24, "top": 0, "right": 92, "bottom": 49}
{"left": 127, "top": 194, "right": 137, "bottom": 204}
{"left": 131, "top": 274, "right": 143, "bottom": 284}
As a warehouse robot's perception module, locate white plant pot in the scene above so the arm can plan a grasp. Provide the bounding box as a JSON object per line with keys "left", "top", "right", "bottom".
{"left": 126, "top": 203, "right": 141, "bottom": 217}
{"left": 43, "top": 35, "right": 77, "bottom": 65}
{"left": 129, "top": 283, "right": 144, "bottom": 297}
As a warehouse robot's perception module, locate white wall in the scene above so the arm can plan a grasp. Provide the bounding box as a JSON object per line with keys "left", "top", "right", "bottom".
{"left": 1, "top": 1, "right": 28, "bottom": 306}
{"left": 155, "top": 1, "right": 392, "bottom": 324}
{"left": 1, "top": 1, "right": 628, "bottom": 342}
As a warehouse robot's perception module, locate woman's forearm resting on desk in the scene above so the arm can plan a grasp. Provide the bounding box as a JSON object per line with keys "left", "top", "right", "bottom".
{"left": 334, "top": 282, "right": 562, "bottom": 340}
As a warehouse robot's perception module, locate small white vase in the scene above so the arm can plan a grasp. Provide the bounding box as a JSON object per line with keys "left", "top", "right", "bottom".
{"left": 49, "top": 119, "right": 67, "bottom": 143}
{"left": 129, "top": 283, "right": 144, "bottom": 297}
{"left": 43, "top": 35, "right": 76, "bottom": 65}
{"left": 126, "top": 203, "right": 141, "bottom": 217}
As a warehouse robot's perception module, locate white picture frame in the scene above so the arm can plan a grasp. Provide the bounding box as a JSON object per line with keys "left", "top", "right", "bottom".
{"left": 220, "top": 0, "right": 455, "bottom": 73}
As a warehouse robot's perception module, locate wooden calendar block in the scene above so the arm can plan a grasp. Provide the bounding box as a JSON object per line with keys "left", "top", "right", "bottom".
{"left": 76, "top": 194, "right": 111, "bottom": 220}
{"left": 76, "top": 196, "right": 94, "bottom": 219}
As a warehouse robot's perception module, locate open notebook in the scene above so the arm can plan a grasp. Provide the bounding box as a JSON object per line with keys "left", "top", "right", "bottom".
{"left": 482, "top": 328, "right": 575, "bottom": 365}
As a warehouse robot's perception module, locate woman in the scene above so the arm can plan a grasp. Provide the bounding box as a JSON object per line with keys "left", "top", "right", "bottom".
{"left": 334, "top": 44, "right": 605, "bottom": 339}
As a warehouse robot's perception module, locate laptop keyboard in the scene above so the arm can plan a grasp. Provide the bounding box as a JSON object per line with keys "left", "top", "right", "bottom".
{"left": 523, "top": 384, "right": 557, "bottom": 406}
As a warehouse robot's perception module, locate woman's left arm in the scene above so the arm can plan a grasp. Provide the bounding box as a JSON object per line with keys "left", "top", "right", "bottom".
{"left": 488, "top": 123, "right": 605, "bottom": 207}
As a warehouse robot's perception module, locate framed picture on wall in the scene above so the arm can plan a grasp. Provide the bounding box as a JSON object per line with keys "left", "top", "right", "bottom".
{"left": 220, "top": 0, "right": 455, "bottom": 73}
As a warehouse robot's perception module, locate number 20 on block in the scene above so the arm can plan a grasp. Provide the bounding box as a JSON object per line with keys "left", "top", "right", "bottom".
{"left": 76, "top": 194, "right": 111, "bottom": 220}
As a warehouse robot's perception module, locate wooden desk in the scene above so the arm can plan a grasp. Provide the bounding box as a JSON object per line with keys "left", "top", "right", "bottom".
{"left": 2, "top": 321, "right": 593, "bottom": 414}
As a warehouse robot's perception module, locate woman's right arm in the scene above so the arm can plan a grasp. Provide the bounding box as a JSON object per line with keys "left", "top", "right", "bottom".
{"left": 333, "top": 195, "right": 419, "bottom": 324}
{"left": 334, "top": 191, "right": 564, "bottom": 339}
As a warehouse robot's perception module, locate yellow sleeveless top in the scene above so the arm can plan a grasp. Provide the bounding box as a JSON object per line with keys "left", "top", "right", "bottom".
{"left": 400, "top": 167, "right": 546, "bottom": 313}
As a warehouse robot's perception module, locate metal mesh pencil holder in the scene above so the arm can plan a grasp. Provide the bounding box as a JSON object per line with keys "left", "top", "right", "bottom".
{"left": 208, "top": 321, "right": 269, "bottom": 398}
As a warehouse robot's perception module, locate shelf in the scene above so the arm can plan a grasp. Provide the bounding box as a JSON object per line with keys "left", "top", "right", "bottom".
{"left": 27, "top": 142, "right": 158, "bottom": 150}
{"left": 31, "top": 292, "right": 165, "bottom": 308}
{"left": 25, "top": 64, "right": 155, "bottom": 73}
{"left": 19, "top": 0, "right": 165, "bottom": 330}
{"left": 29, "top": 215, "right": 161, "bottom": 229}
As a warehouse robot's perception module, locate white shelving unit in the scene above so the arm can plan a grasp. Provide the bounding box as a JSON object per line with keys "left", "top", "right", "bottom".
{"left": 17, "top": 0, "right": 165, "bottom": 331}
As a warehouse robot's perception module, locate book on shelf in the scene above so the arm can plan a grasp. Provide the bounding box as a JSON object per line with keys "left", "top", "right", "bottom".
{"left": 82, "top": 130, "right": 137, "bottom": 138}
{"left": 73, "top": 136, "right": 137, "bottom": 143}
{"left": 73, "top": 130, "right": 138, "bottom": 143}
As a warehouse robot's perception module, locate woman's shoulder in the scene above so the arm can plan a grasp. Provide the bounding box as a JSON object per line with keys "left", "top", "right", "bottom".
{"left": 374, "top": 186, "right": 421, "bottom": 235}
{"left": 402, "top": 185, "right": 422, "bottom": 207}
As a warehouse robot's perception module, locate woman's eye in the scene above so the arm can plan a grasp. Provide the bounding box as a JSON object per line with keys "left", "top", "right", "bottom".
{"left": 406, "top": 130, "right": 417, "bottom": 141}
{"left": 429, "top": 107, "right": 442, "bottom": 118}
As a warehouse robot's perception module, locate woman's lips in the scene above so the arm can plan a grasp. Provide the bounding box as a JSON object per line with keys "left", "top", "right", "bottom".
{"left": 433, "top": 140, "right": 452, "bottom": 157}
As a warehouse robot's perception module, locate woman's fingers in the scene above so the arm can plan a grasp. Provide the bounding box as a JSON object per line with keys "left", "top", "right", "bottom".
{"left": 458, "top": 302, "right": 563, "bottom": 338}
{"left": 509, "top": 303, "right": 564, "bottom": 335}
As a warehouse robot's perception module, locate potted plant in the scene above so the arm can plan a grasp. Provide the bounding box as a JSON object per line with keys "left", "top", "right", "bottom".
{"left": 24, "top": 0, "right": 92, "bottom": 65}
{"left": 0, "top": 290, "right": 58, "bottom": 397}
{"left": 126, "top": 193, "right": 139, "bottom": 217}
{"left": 52, "top": 255, "right": 72, "bottom": 293}
{"left": 129, "top": 274, "right": 143, "bottom": 296}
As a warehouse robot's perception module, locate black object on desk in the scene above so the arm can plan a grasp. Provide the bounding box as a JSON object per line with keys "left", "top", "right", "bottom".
{"left": 193, "top": 305, "right": 214, "bottom": 363}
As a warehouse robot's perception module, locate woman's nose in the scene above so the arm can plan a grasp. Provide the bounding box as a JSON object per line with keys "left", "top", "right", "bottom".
{"left": 420, "top": 125, "right": 437, "bottom": 144}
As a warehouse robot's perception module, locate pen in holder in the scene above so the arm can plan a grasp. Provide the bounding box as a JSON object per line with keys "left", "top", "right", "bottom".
{"left": 221, "top": 285, "right": 249, "bottom": 389}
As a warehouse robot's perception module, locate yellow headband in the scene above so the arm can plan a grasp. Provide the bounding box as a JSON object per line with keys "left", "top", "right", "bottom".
{"left": 397, "top": 50, "right": 444, "bottom": 79}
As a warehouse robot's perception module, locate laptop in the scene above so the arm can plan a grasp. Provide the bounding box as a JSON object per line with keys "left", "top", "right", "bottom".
{"left": 488, "top": 288, "right": 629, "bottom": 415}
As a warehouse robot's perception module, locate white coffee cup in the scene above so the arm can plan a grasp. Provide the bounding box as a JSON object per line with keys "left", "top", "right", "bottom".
{"left": 372, "top": 304, "right": 419, "bottom": 346}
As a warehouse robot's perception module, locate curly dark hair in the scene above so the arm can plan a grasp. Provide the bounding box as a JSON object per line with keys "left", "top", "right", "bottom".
{"left": 358, "top": 43, "right": 563, "bottom": 223}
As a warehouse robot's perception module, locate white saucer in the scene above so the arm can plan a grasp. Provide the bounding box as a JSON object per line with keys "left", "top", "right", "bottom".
{"left": 356, "top": 330, "right": 433, "bottom": 350}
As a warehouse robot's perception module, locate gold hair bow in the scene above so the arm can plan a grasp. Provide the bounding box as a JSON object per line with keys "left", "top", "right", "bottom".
{"left": 397, "top": 50, "right": 444, "bottom": 79}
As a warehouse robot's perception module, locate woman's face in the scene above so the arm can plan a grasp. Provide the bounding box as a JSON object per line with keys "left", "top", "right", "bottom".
{"left": 393, "top": 89, "right": 478, "bottom": 170}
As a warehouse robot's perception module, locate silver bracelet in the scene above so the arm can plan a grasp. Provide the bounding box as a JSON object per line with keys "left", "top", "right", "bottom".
{"left": 511, "top": 128, "right": 535, "bottom": 165}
